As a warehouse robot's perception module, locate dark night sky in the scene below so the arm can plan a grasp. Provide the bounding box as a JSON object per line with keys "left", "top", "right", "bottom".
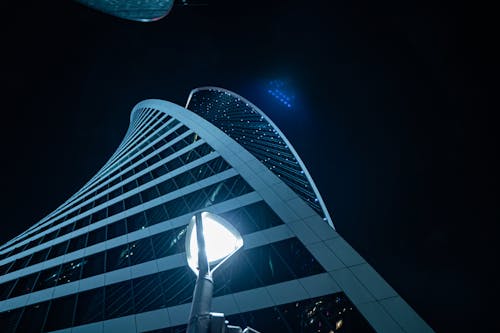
{"left": 0, "top": 1, "right": 496, "bottom": 332}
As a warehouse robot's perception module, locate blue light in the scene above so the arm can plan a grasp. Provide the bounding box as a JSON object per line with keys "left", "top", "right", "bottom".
{"left": 266, "top": 79, "right": 296, "bottom": 109}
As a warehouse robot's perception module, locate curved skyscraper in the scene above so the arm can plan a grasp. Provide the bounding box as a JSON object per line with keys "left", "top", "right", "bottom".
{"left": 0, "top": 88, "right": 433, "bottom": 332}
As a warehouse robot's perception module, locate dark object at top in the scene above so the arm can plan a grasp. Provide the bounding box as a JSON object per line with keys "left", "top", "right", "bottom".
{"left": 74, "top": 0, "right": 175, "bottom": 22}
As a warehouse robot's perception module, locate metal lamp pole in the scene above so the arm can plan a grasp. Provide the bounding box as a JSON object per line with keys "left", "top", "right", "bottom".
{"left": 187, "top": 212, "right": 213, "bottom": 333}
{"left": 185, "top": 212, "right": 260, "bottom": 333}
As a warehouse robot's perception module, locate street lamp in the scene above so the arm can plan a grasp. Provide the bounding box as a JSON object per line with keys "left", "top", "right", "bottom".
{"left": 185, "top": 212, "right": 243, "bottom": 276}
{"left": 185, "top": 211, "right": 253, "bottom": 333}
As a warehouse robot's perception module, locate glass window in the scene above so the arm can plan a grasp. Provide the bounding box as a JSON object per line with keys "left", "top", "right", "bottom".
{"left": 27, "top": 247, "right": 50, "bottom": 266}
{"left": 33, "top": 234, "right": 47, "bottom": 247}
{"left": 132, "top": 274, "right": 165, "bottom": 313}
{"left": 151, "top": 164, "right": 168, "bottom": 178}
{"left": 16, "top": 301, "right": 50, "bottom": 333}
{"left": 151, "top": 226, "right": 187, "bottom": 259}
{"left": 166, "top": 156, "right": 182, "bottom": 170}
{"left": 134, "top": 162, "right": 147, "bottom": 173}
{"left": 10, "top": 243, "right": 27, "bottom": 256}
{"left": 67, "top": 233, "right": 88, "bottom": 253}
{"left": 122, "top": 178, "right": 137, "bottom": 193}
{"left": 126, "top": 212, "right": 148, "bottom": 232}
{"left": 9, "top": 273, "right": 38, "bottom": 298}
{"left": 0, "top": 279, "right": 16, "bottom": 301}
{"left": 34, "top": 265, "right": 61, "bottom": 291}
{"left": 43, "top": 229, "right": 59, "bottom": 242}
{"left": 47, "top": 240, "right": 69, "bottom": 260}
{"left": 109, "top": 187, "right": 123, "bottom": 200}
{"left": 184, "top": 188, "right": 209, "bottom": 210}
{"left": 24, "top": 239, "right": 37, "bottom": 251}
{"left": 0, "top": 307, "right": 23, "bottom": 333}
{"left": 213, "top": 250, "right": 260, "bottom": 296}
{"left": 59, "top": 222, "right": 75, "bottom": 235}
{"left": 228, "top": 176, "right": 253, "bottom": 197}
{"left": 173, "top": 171, "right": 195, "bottom": 188}
{"left": 104, "top": 280, "right": 134, "bottom": 320}
{"left": 272, "top": 239, "right": 324, "bottom": 278}
{"left": 0, "top": 261, "right": 12, "bottom": 275}
{"left": 145, "top": 204, "right": 169, "bottom": 226}
{"left": 219, "top": 201, "right": 283, "bottom": 235}
{"left": 80, "top": 200, "right": 95, "bottom": 214}
{"left": 87, "top": 226, "right": 106, "bottom": 246}
{"left": 159, "top": 268, "right": 194, "bottom": 307}
{"left": 121, "top": 169, "right": 135, "bottom": 182}
{"left": 129, "top": 237, "right": 155, "bottom": 266}
{"left": 196, "top": 142, "right": 214, "bottom": 156}
{"left": 74, "top": 215, "right": 91, "bottom": 230}
{"left": 192, "top": 163, "right": 213, "bottom": 180}
{"left": 74, "top": 287, "right": 104, "bottom": 326}
{"left": 157, "top": 179, "right": 177, "bottom": 196}
{"left": 246, "top": 245, "right": 291, "bottom": 286}
{"left": 208, "top": 157, "right": 230, "bottom": 174}
{"left": 163, "top": 197, "right": 189, "bottom": 218}
{"left": 0, "top": 252, "right": 9, "bottom": 261}
{"left": 106, "top": 244, "right": 131, "bottom": 272}
{"left": 58, "top": 259, "right": 84, "bottom": 285}
{"left": 158, "top": 146, "right": 175, "bottom": 159}
{"left": 108, "top": 200, "right": 125, "bottom": 216}
{"left": 43, "top": 294, "right": 77, "bottom": 332}
{"left": 124, "top": 193, "right": 142, "bottom": 210}
{"left": 224, "top": 292, "right": 376, "bottom": 333}
{"left": 90, "top": 208, "right": 107, "bottom": 224}
{"left": 94, "top": 194, "right": 108, "bottom": 207}
{"left": 81, "top": 252, "right": 105, "bottom": 279}
{"left": 137, "top": 172, "right": 153, "bottom": 185}
{"left": 66, "top": 208, "right": 80, "bottom": 219}
{"left": 211, "top": 183, "right": 232, "bottom": 204}
{"left": 9, "top": 254, "right": 31, "bottom": 272}
{"left": 106, "top": 219, "right": 127, "bottom": 240}
{"left": 141, "top": 185, "right": 160, "bottom": 202}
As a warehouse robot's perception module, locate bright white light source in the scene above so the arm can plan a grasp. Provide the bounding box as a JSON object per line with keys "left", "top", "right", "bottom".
{"left": 185, "top": 212, "right": 243, "bottom": 274}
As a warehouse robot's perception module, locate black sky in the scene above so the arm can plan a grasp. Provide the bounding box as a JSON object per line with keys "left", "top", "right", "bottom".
{"left": 0, "top": 1, "right": 496, "bottom": 332}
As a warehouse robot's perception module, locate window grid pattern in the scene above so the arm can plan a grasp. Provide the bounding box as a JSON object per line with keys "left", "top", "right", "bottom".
{"left": 0, "top": 107, "right": 157, "bottom": 253}
{"left": 33, "top": 122, "right": 186, "bottom": 237}
{"left": 0, "top": 98, "right": 350, "bottom": 333}
{"left": 0, "top": 238, "right": 324, "bottom": 333}
{"left": 146, "top": 292, "right": 375, "bottom": 333}
{"left": 60, "top": 112, "right": 175, "bottom": 215}
{"left": 0, "top": 117, "right": 185, "bottom": 257}
{"left": 0, "top": 108, "right": 164, "bottom": 252}
{"left": 187, "top": 89, "right": 324, "bottom": 217}
{"left": 46, "top": 122, "right": 187, "bottom": 230}
{"left": 93, "top": 113, "right": 174, "bottom": 184}
{"left": 0, "top": 200, "right": 281, "bottom": 299}
{"left": 0, "top": 150, "right": 234, "bottom": 277}
{"left": 71, "top": 108, "right": 165, "bottom": 201}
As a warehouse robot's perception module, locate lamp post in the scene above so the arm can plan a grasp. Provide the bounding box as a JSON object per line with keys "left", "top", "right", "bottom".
{"left": 185, "top": 211, "right": 245, "bottom": 333}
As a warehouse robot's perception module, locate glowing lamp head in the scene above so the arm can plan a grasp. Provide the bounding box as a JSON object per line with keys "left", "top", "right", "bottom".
{"left": 185, "top": 212, "right": 243, "bottom": 275}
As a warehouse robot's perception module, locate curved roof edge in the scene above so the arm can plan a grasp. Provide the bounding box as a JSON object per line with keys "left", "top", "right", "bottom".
{"left": 186, "top": 86, "right": 335, "bottom": 229}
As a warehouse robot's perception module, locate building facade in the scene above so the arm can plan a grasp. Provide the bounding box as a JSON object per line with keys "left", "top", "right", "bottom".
{"left": 0, "top": 87, "right": 433, "bottom": 333}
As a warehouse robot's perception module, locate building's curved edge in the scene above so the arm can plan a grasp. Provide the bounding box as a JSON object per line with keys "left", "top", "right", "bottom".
{"left": 0, "top": 98, "right": 435, "bottom": 333}
{"left": 185, "top": 87, "right": 335, "bottom": 229}
{"left": 0, "top": 104, "right": 161, "bottom": 252}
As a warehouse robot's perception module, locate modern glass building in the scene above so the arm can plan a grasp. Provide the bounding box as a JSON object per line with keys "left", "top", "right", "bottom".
{"left": 0, "top": 87, "right": 433, "bottom": 333}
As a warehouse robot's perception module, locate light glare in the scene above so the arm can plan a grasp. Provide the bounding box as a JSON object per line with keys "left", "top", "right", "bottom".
{"left": 189, "top": 215, "right": 242, "bottom": 262}
{"left": 186, "top": 212, "right": 243, "bottom": 274}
